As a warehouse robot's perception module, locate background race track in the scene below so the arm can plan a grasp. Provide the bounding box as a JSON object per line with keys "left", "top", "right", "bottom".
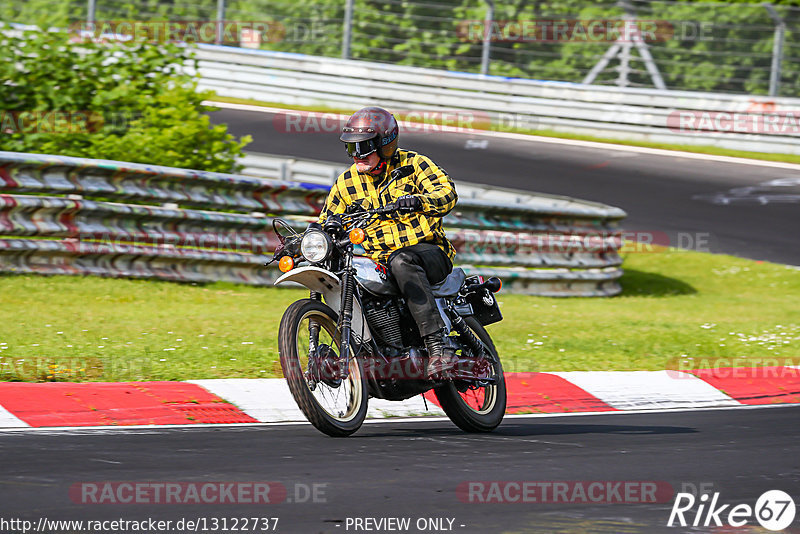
{"left": 209, "top": 107, "right": 800, "bottom": 265}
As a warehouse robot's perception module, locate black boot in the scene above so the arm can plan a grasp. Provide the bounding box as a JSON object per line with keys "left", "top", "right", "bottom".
{"left": 425, "top": 333, "right": 455, "bottom": 377}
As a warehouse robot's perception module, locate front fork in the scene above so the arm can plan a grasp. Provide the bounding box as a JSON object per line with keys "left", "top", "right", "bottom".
{"left": 337, "top": 246, "right": 356, "bottom": 373}
{"left": 305, "top": 247, "right": 356, "bottom": 387}
{"left": 308, "top": 290, "right": 322, "bottom": 353}
{"left": 306, "top": 291, "right": 322, "bottom": 387}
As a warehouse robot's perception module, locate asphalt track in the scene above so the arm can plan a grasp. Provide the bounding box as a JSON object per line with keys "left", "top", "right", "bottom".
{"left": 209, "top": 107, "right": 800, "bottom": 265}
{"left": 1, "top": 407, "right": 798, "bottom": 533}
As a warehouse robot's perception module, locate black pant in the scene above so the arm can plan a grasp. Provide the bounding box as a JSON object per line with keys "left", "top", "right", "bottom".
{"left": 388, "top": 243, "right": 453, "bottom": 338}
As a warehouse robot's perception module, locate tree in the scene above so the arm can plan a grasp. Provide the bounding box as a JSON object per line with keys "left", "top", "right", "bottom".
{"left": 0, "top": 26, "right": 250, "bottom": 172}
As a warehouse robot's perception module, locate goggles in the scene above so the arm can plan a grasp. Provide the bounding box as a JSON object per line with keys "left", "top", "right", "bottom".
{"left": 345, "top": 138, "right": 380, "bottom": 158}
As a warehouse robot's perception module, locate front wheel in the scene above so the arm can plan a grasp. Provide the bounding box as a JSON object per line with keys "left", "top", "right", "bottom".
{"left": 278, "top": 299, "right": 368, "bottom": 437}
{"left": 434, "top": 317, "right": 506, "bottom": 432}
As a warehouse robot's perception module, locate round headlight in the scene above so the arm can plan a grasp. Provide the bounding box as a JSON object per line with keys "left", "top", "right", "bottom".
{"left": 301, "top": 230, "right": 330, "bottom": 263}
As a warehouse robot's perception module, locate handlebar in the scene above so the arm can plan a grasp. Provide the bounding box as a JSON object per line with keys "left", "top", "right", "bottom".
{"left": 372, "top": 202, "right": 398, "bottom": 216}
{"left": 269, "top": 199, "right": 400, "bottom": 265}
{"left": 341, "top": 202, "right": 398, "bottom": 221}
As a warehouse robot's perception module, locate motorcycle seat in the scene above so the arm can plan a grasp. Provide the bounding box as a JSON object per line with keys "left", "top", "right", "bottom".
{"left": 431, "top": 268, "right": 466, "bottom": 298}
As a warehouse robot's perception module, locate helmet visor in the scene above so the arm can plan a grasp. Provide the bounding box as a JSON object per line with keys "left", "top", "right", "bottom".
{"left": 345, "top": 138, "right": 379, "bottom": 158}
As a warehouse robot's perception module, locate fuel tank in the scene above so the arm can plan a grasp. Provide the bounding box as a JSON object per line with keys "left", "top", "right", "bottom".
{"left": 353, "top": 256, "right": 399, "bottom": 296}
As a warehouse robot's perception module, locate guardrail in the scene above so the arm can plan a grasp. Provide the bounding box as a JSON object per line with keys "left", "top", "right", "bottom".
{"left": 0, "top": 151, "right": 626, "bottom": 297}
{"left": 240, "top": 153, "right": 347, "bottom": 183}
{"left": 194, "top": 44, "right": 800, "bottom": 155}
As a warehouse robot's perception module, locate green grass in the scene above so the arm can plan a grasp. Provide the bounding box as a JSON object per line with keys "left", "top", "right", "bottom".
{"left": 209, "top": 97, "right": 800, "bottom": 166}
{"left": 0, "top": 248, "right": 798, "bottom": 382}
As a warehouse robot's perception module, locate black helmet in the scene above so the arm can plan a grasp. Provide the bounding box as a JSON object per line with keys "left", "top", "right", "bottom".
{"left": 340, "top": 106, "right": 399, "bottom": 161}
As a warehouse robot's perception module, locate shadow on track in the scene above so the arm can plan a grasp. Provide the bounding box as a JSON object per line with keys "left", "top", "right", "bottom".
{"left": 359, "top": 421, "right": 696, "bottom": 439}
{"left": 495, "top": 422, "right": 696, "bottom": 437}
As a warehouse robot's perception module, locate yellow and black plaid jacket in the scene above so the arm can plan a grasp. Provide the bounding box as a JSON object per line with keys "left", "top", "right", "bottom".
{"left": 318, "top": 149, "right": 458, "bottom": 264}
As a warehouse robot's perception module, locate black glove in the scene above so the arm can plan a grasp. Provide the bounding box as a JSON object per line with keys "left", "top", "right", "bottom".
{"left": 397, "top": 195, "right": 422, "bottom": 214}
{"left": 345, "top": 202, "right": 366, "bottom": 215}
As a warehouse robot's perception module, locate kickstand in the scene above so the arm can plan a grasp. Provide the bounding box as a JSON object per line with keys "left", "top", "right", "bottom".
{"left": 422, "top": 393, "right": 429, "bottom": 411}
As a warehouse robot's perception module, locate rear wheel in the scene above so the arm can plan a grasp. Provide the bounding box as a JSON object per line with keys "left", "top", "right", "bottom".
{"left": 434, "top": 317, "right": 506, "bottom": 432}
{"left": 278, "top": 299, "right": 368, "bottom": 437}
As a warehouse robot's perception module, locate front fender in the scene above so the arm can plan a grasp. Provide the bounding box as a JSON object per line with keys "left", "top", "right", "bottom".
{"left": 275, "top": 265, "right": 340, "bottom": 293}
{"left": 275, "top": 266, "right": 372, "bottom": 342}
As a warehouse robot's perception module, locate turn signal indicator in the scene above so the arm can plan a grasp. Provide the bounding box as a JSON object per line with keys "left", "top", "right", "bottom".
{"left": 278, "top": 256, "right": 295, "bottom": 272}
{"left": 349, "top": 228, "right": 366, "bottom": 244}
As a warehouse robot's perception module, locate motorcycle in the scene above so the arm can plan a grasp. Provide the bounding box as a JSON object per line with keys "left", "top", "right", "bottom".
{"left": 269, "top": 166, "right": 507, "bottom": 437}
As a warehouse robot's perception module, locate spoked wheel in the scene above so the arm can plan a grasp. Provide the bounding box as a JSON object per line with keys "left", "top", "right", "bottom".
{"left": 434, "top": 317, "right": 506, "bottom": 432}
{"left": 278, "top": 299, "right": 368, "bottom": 437}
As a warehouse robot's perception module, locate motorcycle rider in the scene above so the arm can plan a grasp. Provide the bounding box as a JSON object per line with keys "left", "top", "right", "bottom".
{"left": 317, "top": 106, "right": 459, "bottom": 377}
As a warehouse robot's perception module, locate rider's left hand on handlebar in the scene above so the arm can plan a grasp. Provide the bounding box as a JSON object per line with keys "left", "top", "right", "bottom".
{"left": 396, "top": 195, "right": 422, "bottom": 214}
{"left": 345, "top": 202, "right": 367, "bottom": 215}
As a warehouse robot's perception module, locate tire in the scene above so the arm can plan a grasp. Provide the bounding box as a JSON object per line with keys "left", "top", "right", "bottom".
{"left": 434, "top": 317, "right": 507, "bottom": 433}
{"left": 278, "top": 299, "right": 368, "bottom": 437}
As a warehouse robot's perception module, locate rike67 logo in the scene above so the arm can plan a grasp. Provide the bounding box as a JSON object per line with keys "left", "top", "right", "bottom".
{"left": 667, "top": 490, "right": 796, "bottom": 531}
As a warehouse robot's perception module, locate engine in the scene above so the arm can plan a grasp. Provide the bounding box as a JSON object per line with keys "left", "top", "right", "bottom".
{"left": 362, "top": 298, "right": 403, "bottom": 348}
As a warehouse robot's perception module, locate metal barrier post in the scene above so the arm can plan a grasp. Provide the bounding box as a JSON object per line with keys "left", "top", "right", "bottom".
{"left": 764, "top": 4, "right": 785, "bottom": 97}
{"left": 87, "top": 0, "right": 96, "bottom": 24}
{"left": 342, "top": 0, "right": 354, "bottom": 59}
{"left": 480, "top": 0, "right": 494, "bottom": 76}
{"left": 216, "top": 0, "right": 226, "bottom": 45}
